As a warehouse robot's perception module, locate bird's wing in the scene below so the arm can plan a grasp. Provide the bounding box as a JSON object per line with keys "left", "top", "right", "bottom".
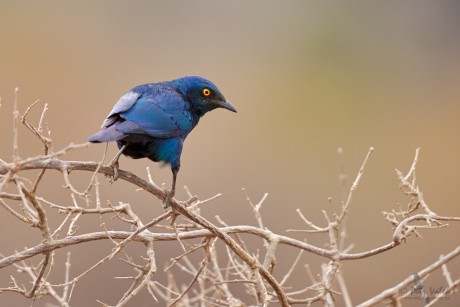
{"left": 116, "top": 90, "right": 194, "bottom": 138}
{"left": 102, "top": 91, "right": 141, "bottom": 128}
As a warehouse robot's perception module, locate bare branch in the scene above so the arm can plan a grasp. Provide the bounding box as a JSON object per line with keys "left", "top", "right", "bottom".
{"left": 338, "top": 146, "right": 374, "bottom": 222}
{"left": 13, "top": 87, "right": 20, "bottom": 161}
{"left": 357, "top": 245, "right": 460, "bottom": 306}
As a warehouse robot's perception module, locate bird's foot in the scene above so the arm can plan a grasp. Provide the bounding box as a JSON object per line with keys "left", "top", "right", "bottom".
{"left": 105, "top": 145, "right": 126, "bottom": 183}
{"left": 106, "top": 160, "right": 120, "bottom": 183}
{"left": 163, "top": 189, "right": 175, "bottom": 208}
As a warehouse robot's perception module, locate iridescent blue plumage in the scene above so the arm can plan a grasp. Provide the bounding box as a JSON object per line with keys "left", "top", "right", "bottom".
{"left": 88, "top": 76, "right": 236, "bottom": 206}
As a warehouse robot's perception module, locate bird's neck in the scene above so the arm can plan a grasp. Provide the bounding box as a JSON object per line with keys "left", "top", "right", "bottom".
{"left": 191, "top": 104, "right": 209, "bottom": 118}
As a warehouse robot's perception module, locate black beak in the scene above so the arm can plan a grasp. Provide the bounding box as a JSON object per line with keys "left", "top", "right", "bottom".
{"left": 214, "top": 100, "right": 237, "bottom": 113}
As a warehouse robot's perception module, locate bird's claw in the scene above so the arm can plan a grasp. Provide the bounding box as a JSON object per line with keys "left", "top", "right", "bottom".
{"left": 105, "top": 160, "right": 119, "bottom": 183}
{"left": 163, "top": 189, "right": 175, "bottom": 208}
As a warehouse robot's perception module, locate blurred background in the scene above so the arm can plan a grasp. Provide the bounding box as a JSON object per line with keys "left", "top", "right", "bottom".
{"left": 1, "top": 1, "right": 459, "bottom": 306}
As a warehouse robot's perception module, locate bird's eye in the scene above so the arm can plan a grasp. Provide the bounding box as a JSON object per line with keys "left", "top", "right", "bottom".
{"left": 202, "top": 88, "right": 211, "bottom": 97}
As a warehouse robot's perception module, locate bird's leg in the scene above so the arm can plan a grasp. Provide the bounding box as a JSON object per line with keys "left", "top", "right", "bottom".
{"left": 109, "top": 144, "right": 126, "bottom": 181}
{"left": 164, "top": 169, "right": 177, "bottom": 208}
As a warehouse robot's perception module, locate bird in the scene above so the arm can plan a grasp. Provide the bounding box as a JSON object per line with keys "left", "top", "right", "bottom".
{"left": 87, "top": 76, "right": 237, "bottom": 207}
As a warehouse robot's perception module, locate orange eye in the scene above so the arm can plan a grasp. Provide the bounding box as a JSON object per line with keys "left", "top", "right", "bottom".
{"left": 202, "top": 88, "right": 211, "bottom": 97}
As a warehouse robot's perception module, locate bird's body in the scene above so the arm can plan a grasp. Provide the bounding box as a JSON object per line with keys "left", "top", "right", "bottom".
{"left": 88, "top": 76, "right": 236, "bottom": 206}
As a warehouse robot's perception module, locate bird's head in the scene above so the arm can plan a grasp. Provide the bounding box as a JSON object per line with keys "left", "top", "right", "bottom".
{"left": 173, "top": 76, "right": 237, "bottom": 116}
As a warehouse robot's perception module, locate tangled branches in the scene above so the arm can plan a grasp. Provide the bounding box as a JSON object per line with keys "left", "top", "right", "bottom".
{"left": 0, "top": 91, "right": 459, "bottom": 306}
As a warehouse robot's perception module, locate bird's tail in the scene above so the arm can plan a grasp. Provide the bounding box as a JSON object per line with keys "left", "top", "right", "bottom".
{"left": 87, "top": 125, "right": 125, "bottom": 143}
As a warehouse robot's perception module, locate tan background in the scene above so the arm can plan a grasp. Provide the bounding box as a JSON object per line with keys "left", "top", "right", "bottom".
{"left": 1, "top": 1, "right": 459, "bottom": 306}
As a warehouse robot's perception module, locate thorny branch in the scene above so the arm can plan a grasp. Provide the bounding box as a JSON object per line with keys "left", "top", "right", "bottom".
{"left": 0, "top": 92, "right": 459, "bottom": 306}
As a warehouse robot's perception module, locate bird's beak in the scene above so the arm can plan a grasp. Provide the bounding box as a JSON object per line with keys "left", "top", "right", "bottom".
{"left": 214, "top": 100, "right": 237, "bottom": 113}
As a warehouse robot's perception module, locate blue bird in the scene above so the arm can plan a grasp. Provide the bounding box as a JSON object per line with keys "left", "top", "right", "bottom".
{"left": 88, "top": 76, "right": 237, "bottom": 206}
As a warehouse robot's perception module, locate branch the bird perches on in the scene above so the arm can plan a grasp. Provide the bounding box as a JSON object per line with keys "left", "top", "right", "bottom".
{"left": 1, "top": 91, "right": 459, "bottom": 306}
